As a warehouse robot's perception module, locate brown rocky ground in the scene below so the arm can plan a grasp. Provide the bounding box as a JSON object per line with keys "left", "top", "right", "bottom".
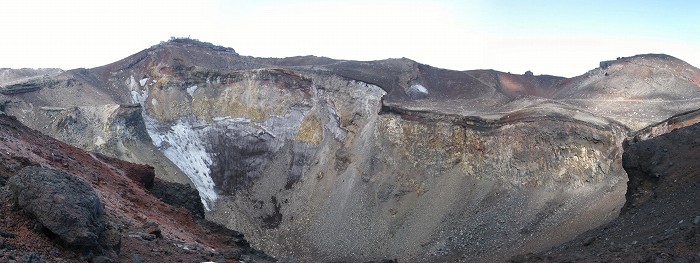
{"left": 0, "top": 114, "right": 273, "bottom": 262}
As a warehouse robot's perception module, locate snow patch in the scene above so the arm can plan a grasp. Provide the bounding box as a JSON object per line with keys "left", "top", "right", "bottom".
{"left": 187, "top": 85, "right": 198, "bottom": 96}
{"left": 214, "top": 116, "right": 251, "bottom": 124}
{"left": 151, "top": 98, "right": 158, "bottom": 106}
{"left": 407, "top": 84, "right": 429, "bottom": 99}
{"left": 410, "top": 84, "right": 428, "bottom": 94}
{"left": 131, "top": 90, "right": 147, "bottom": 105}
{"left": 140, "top": 105, "right": 310, "bottom": 211}
{"left": 144, "top": 117, "right": 218, "bottom": 210}
{"left": 230, "top": 117, "right": 250, "bottom": 123}
{"left": 139, "top": 78, "right": 149, "bottom": 87}
{"left": 94, "top": 136, "right": 106, "bottom": 146}
{"left": 129, "top": 75, "right": 148, "bottom": 105}
{"left": 212, "top": 116, "right": 230, "bottom": 122}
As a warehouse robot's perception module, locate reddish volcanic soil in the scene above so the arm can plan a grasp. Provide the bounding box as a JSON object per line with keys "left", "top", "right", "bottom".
{"left": 0, "top": 114, "right": 271, "bottom": 262}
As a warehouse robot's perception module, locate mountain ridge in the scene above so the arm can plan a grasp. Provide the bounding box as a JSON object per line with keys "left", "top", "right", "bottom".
{"left": 1, "top": 38, "right": 700, "bottom": 262}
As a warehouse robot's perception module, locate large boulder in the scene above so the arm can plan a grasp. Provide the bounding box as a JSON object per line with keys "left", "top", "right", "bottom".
{"left": 150, "top": 179, "right": 205, "bottom": 218}
{"left": 8, "top": 167, "right": 105, "bottom": 247}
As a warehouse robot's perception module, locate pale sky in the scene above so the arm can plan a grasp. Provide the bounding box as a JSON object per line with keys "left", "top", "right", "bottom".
{"left": 1, "top": 0, "right": 698, "bottom": 77}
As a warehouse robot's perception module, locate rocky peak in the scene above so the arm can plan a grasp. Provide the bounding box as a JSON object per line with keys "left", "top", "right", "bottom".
{"left": 156, "top": 37, "right": 239, "bottom": 55}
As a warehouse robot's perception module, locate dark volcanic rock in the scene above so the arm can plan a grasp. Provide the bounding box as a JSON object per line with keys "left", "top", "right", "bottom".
{"left": 98, "top": 223, "right": 121, "bottom": 252}
{"left": 198, "top": 220, "right": 275, "bottom": 262}
{"left": 623, "top": 118, "right": 700, "bottom": 210}
{"left": 8, "top": 167, "right": 105, "bottom": 247}
{"left": 150, "top": 179, "right": 205, "bottom": 218}
{"left": 0, "top": 229, "right": 16, "bottom": 238}
{"left": 142, "top": 221, "right": 161, "bottom": 238}
{"left": 20, "top": 252, "right": 42, "bottom": 263}
{"left": 0, "top": 81, "right": 43, "bottom": 95}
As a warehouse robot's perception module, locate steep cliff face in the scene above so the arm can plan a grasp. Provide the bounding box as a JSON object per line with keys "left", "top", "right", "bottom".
{"left": 0, "top": 68, "right": 63, "bottom": 96}
{"left": 2, "top": 39, "right": 700, "bottom": 262}
{"left": 208, "top": 107, "right": 629, "bottom": 262}
{"left": 517, "top": 116, "right": 700, "bottom": 262}
{"left": 135, "top": 68, "right": 337, "bottom": 210}
{"left": 0, "top": 70, "right": 192, "bottom": 185}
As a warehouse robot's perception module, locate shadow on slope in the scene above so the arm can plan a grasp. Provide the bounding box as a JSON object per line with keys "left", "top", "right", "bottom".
{"left": 514, "top": 117, "right": 700, "bottom": 262}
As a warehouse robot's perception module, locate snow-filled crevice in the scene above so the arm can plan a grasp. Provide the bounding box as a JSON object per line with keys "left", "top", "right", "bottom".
{"left": 129, "top": 75, "right": 148, "bottom": 105}
{"left": 144, "top": 116, "right": 219, "bottom": 210}
{"left": 129, "top": 75, "right": 218, "bottom": 210}
{"left": 129, "top": 74, "right": 317, "bottom": 210}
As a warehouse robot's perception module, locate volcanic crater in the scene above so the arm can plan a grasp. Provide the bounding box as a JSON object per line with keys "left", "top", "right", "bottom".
{"left": 1, "top": 39, "right": 699, "bottom": 262}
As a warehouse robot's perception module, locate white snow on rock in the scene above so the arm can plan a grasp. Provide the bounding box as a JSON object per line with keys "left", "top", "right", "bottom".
{"left": 406, "top": 84, "right": 429, "bottom": 99}
{"left": 409, "top": 84, "right": 428, "bottom": 94}
{"left": 139, "top": 78, "right": 149, "bottom": 87}
{"left": 212, "top": 116, "right": 230, "bottom": 122}
{"left": 186, "top": 85, "right": 198, "bottom": 96}
{"left": 131, "top": 90, "right": 146, "bottom": 105}
{"left": 145, "top": 117, "right": 218, "bottom": 210}
{"left": 129, "top": 75, "right": 148, "bottom": 105}
{"left": 231, "top": 117, "right": 250, "bottom": 123}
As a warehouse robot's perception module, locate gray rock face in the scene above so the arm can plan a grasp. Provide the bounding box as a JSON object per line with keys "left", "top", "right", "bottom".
{"left": 207, "top": 90, "right": 629, "bottom": 262}
{"left": 0, "top": 68, "right": 63, "bottom": 96}
{"left": 8, "top": 167, "right": 104, "bottom": 247}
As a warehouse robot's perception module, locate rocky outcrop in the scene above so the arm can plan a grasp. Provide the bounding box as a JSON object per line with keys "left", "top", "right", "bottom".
{"left": 0, "top": 113, "right": 274, "bottom": 262}
{"left": 0, "top": 68, "right": 62, "bottom": 95}
{"left": 0, "top": 81, "right": 44, "bottom": 95}
{"left": 8, "top": 167, "right": 104, "bottom": 247}
{"left": 516, "top": 117, "right": 700, "bottom": 262}
{"left": 0, "top": 68, "right": 192, "bottom": 186}
{"left": 623, "top": 115, "right": 700, "bottom": 210}
{"left": 150, "top": 179, "right": 205, "bottom": 218}
{"left": 0, "top": 68, "right": 62, "bottom": 83}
